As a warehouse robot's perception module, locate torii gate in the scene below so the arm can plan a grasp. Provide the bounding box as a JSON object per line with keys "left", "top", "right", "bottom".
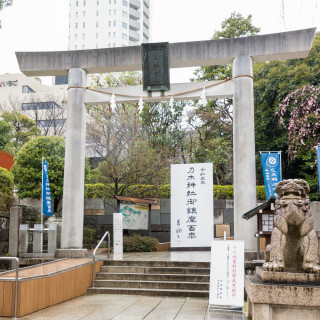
{"left": 16, "top": 28, "right": 316, "bottom": 257}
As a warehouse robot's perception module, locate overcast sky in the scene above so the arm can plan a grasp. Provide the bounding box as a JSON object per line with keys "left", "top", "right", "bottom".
{"left": 0, "top": 0, "right": 319, "bottom": 83}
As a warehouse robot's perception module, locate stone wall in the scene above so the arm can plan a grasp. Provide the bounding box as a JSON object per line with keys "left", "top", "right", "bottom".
{"left": 0, "top": 206, "right": 39, "bottom": 256}
{"left": 83, "top": 198, "right": 235, "bottom": 243}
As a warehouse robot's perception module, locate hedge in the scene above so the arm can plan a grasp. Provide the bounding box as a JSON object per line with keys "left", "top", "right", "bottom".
{"left": 0, "top": 167, "right": 13, "bottom": 196}
{"left": 84, "top": 183, "right": 267, "bottom": 201}
{"left": 0, "top": 191, "right": 15, "bottom": 211}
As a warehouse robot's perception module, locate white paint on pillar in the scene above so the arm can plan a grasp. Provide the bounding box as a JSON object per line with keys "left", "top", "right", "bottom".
{"left": 233, "top": 56, "right": 257, "bottom": 251}
{"left": 61, "top": 68, "right": 87, "bottom": 249}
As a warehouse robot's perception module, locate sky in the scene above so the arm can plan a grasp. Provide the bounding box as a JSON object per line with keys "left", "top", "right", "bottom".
{"left": 0, "top": 0, "right": 319, "bottom": 84}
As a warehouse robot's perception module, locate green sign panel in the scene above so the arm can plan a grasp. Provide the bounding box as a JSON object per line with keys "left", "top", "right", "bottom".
{"left": 141, "top": 42, "right": 170, "bottom": 93}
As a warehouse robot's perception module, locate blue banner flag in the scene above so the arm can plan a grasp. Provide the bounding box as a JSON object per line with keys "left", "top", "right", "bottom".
{"left": 260, "top": 152, "right": 281, "bottom": 200}
{"left": 317, "top": 147, "right": 320, "bottom": 196}
{"left": 42, "top": 158, "right": 53, "bottom": 216}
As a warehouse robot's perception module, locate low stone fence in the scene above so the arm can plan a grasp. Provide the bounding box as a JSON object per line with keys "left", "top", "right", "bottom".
{"left": 83, "top": 198, "right": 235, "bottom": 243}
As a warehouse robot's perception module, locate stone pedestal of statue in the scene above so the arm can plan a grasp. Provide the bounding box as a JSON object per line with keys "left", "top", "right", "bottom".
{"left": 245, "top": 267, "right": 320, "bottom": 320}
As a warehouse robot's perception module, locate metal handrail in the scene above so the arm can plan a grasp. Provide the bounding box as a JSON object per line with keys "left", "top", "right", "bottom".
{"left": 92, "top": 231, "right": 110, "bottom": 289}
{"left": 0, "top": 257, "right": 19, "bottom": 319}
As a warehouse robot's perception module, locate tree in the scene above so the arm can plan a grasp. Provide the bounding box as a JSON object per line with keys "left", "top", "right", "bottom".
{"left": 1, "top": 111, "right": 41, "bottom": 154}
{"left": 87, "top": 72, "right": 172, "bottom": 194}
{"left": 0, "top": 0, "right": 13, "bottom": 28}
{"left": 140, "top": 101, "right": 187, "bottom": 161}
{"left": 0, "top": 167, "right": 13, "bottom": 195}
{"left": 189, "top": 12, "right": 260, "bottom": 184}
{"left": 254, "top": 32, "right": 320, "bottom": 192}
{"left": 0, "top": 120, "right": 13, "bottom": 150}
{"left": 12, "top": 136, "right": 90, "bottom": 212}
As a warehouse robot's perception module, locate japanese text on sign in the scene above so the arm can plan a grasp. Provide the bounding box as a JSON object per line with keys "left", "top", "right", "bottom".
{"left": 171, "top": 163, "right": 213, "bottom": 248}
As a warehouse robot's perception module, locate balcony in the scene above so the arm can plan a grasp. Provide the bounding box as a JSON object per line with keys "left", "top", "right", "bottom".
{"left": 129, "top": 19, "right": 140, "bottom": 31}
{"left": 129, "top": 0, "right": 140, "bottom": 10}
{"left": 129, "top": 6, "right": 140, "bottom": 20}
{"left": 129, "top": 29, "right": 140, "bottom": 42}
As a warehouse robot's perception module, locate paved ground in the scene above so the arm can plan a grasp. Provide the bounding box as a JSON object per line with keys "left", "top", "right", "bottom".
{"left": 1, "top": 252, "right": 245, "bottom": 319}
{"left": 5, "top": 294, "right": 243, "bottom": 320}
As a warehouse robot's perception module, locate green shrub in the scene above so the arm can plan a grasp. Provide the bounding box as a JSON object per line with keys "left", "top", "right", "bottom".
{"left": 256, "top": 186, "right": 266, "bottom": 201}
{"left": 0, "top": 191, "right": 15, "bottom": 211}
{"left": 123, "top": 234, "right": 159, "bottom": 252}
{"left": 83, "top": 227, "right": 97, "bottom": 249}
{"left": 0, "top": 167, "right": 13, "bottom": 196}
{"left": 213, "top": 185, "right": 234, "bottom": 199}
{"left": 84, "top": 183, "right": 267, "bottom": 200}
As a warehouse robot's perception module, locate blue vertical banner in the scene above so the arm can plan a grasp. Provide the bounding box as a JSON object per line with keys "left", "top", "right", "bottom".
{"left": 317, "top": 146, "right": 320, "bottom": 195}
{"left": 42, "top": 158, "right": 53, "bottom": 216}
{"left": 260, "top": 152, "right": 282, "bottom": 200}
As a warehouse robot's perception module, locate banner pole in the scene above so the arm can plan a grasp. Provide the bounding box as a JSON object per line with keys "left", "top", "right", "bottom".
{"left": 41, "top": 157, "right": 43, "bottom": 254}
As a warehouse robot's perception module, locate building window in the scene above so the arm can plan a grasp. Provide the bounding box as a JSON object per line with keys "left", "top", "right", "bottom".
{"left": 76, "top": 1, "right": 78, "bottom": 6}
{"left": 122, "top": 22, "right": 127, "bottom": 29}
{"left": 83, "top": 0, "right": 86, "bottom": 5}
{"left": 109, "top": 9, "right": 111, "bottom": 15}
{"left": 114, "top": 20, "right": 116, "bottom": 26}
{"left": 122, "top": 33, "right": 127, "bottom": 40}
{"left": 108, "top": 43, "right": 111, "bottom": 47}
{"left": 114, "top": 9, "right": 116, "bottom": 15}
{"left": 123, "top": 0, "right": 127, "bottom": 6}
{"left": 96, "top": 44, "right": 99, "bottom": 48}
{"left": 75, "top": 11, "right": 78, "bottom": 18}
{"left": 22, "top": 85, "right": 35, "bottom": 93}
{"left": 108, "top": 21, "right": 111, "bottom": 27}
{"left": 75, "top": 22, "right": 78, "bottom": 29}
{"left": 75, "top": 45, "right": 77, "bottom": 49}
{"left": 97, "top": 0, "right": 99, "bottom": 4}
{"left": 122, "top": 11, "right": 127, "bottom": 18}
{"left": 96, "top": 21, "right": 99, "bottom": 27}
{"left": 96, "top": 10, "right": 99, "bottom": 16}
{"left": 113, "top": 43, "right": 115, "bottom": 47}
{"left": 108, "top": 32, "right": 111, "bottom": 38}
{"left": 114, "top": 0, "right": 116, "bottom": 4}
{"left": 113, "top": 32, "right": 116, "bottom": 38}
{"left": 109, "top": 0, "right": 111, "bottom": 4}
{"left": 22, "top": 101, "right": 62, "bottom": 111}
{"left": 83, "top": 33, "right": 85, "bottom": 40}
{"left": 82, "top": 44, "right": 85, "bottom": 49}
{"left": 83, "top": 22, "right": 85, "bottom": 28}
{"left": 75, "top": 34, "right": 78, "bottom": 40}
{"left": 96, "top": 33, "right": 99, "bottom": 39}
{"left": 83, "top": 11, "right": 85, "bottom": 17}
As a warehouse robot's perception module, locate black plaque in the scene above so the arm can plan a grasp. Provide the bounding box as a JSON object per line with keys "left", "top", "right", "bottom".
{"left": 141, "top": 42, "right": 170, "bottom": 93}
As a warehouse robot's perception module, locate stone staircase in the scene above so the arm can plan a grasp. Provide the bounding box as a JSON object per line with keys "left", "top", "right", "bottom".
{"left": 87, "top": 260, "right": 210, "bottom": 297}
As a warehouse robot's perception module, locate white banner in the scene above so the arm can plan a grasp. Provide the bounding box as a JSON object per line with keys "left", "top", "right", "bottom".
{"left": 209, "top": 240, "right": 244, "bottom": 308}
{"left": 120, "top": 203, "right": 149, "bottom": 230}
{"left": 171, "top": 163, "right": 214, "bottom": 248}
{"left": 113, "top": 212, "right": 123, "bottom": 254}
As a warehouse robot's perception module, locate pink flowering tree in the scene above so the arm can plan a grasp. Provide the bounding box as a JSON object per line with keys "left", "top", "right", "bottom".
{"left": 276, "top": 85, "right": 320, "bottom": 160}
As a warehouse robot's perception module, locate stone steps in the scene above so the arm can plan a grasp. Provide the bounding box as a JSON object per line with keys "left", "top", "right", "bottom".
{"left": 96, "top": 272, "right": 210, "bottom": 282}
{"left": 87, "top": 287, "right": 209, "bottom": 298}
{"left": 100, "top": 265, "right": 210, "bottom": 275}
{"left": 88, "top": 260, "right": 210, "bottom": 297}
{"left": 94, "top": 279, "right": 209, "bottom": 290}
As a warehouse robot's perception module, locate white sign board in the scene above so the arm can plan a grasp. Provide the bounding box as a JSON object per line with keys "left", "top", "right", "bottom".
{"left": 113, "top": 212, "right": 123, "bottom": 254}
{"left": 171, "top": 163, "right": 214, "bottom": 248}
{"left": 209, "top": 240, "right": 244, "bottom": 308}
{"left": 120, "top": 203, "right": 149, "bottom": 230}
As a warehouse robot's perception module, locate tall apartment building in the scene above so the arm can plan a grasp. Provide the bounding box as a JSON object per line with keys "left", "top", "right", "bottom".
{"left": 68, "top": 0, "right": 151, "bottom": 50}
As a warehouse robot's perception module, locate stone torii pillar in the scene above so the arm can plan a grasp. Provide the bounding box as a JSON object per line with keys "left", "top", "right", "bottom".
{"left": 15, "top": 28, "right": 316, "bottom": 255}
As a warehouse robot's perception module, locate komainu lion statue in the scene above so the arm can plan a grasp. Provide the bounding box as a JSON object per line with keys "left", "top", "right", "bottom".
{"left": 263, "top": 179, "right": 320, "bottom": 273}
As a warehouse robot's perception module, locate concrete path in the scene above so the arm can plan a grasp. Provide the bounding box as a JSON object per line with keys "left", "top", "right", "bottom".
{"left": 1, "top": 294, "right": 244, "bottom": 320}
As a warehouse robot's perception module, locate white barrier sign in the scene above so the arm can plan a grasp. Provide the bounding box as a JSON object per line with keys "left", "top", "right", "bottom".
{"left": 171, "top": 163, "right": 213, "bottom": 248}
{"left": 209, "top": 240, "right": 244, "bottom": 308}
{"left": 113, "top": 212, "right": 123, "bottom": 254}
